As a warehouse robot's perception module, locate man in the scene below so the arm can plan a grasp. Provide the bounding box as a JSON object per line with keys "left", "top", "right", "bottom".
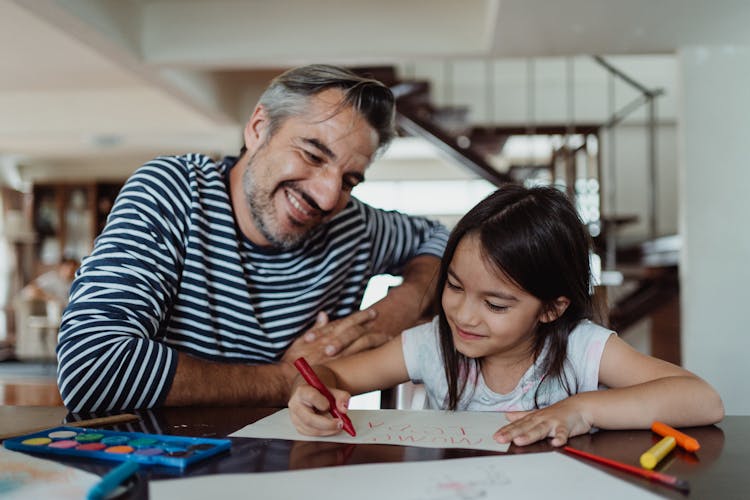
{"left": 57, "top": 65, "right": 449, "bottom": 413}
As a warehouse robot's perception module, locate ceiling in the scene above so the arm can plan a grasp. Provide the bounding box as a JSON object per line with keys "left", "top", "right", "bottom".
{"left": 2, "top": 0, "right": 749, "bottom": 182}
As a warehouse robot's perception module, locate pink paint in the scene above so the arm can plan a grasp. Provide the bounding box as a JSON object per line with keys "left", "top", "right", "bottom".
{"left": 48, "top": 440, "right": 78, "bottom": 449}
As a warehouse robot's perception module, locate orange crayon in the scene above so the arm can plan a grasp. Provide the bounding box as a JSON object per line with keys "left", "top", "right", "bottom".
{"left": 651, "top": 421, "right": 700, "bottom": 453}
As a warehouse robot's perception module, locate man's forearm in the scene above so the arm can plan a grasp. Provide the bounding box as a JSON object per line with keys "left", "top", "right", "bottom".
{"left": 368, "top": 254, "right": 440, "bottom": 337}
{"left": 164, "top": 352, "right": 297, "bottom": 407}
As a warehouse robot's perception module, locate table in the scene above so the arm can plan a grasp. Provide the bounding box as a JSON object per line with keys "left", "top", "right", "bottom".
{"left": 1, "top": 406, "right": 747, "bottom": 499}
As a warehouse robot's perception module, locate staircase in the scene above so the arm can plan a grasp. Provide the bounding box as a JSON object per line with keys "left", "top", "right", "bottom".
{"left": 354, "top": 63, "right": 680, "bottom": 364}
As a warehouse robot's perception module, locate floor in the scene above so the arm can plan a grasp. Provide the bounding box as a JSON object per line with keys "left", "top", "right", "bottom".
{"left": 0, "top": 360, "right": 62, "bottom": 406}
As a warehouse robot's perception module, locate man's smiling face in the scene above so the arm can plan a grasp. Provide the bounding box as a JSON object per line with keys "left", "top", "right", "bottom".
{"left": 240, "top": 88, "right": 378, "bottom": 249}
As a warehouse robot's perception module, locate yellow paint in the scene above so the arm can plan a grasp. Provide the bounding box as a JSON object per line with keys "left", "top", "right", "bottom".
{"left": 20, "top": 437, "right": 51, "bottom": 446}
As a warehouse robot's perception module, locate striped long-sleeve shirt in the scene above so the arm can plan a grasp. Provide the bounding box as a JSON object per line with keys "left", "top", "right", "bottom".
{"left": 56, "top": 154, "right": 450, "bottom": 413}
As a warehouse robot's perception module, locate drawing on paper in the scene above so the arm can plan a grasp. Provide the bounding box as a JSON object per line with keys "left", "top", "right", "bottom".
{"left": 0, "top": 447, "right": 98, "bottom": 500}
{"left": 418, "top": 464, "right": 512, "bottom": 500}
{"left": 364, "top": 419, "right": 486, "bottom": 447}
{"left": 232, "top": 409, "right": 511, "bottom": 452}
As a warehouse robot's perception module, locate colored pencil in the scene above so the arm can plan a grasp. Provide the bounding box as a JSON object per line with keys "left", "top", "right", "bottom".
{"left": 0, "top": 413, "right": 140, "bottom": 441}
{"left": 563, "top": 446, "right": 690, "bottom": 493}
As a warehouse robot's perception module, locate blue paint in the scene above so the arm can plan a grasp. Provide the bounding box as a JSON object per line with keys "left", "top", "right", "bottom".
{"left": 3, "top": 426, "right": 230, "bottom": 470}
{"left": 0, "top": 473, "right": 30, "bottom": 494}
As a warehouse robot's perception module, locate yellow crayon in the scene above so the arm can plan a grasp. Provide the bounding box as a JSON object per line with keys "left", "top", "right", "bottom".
{"left": 640, "top": 436, "right": 676, "bottom": 470}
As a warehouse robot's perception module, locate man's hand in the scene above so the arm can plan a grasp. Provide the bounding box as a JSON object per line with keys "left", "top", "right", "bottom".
{"left": 281, "top": 309, "right": 388, "bottom": 365}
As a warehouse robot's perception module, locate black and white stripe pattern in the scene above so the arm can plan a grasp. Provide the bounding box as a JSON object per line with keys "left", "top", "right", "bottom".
{"left": 57, "top": 154, "right": 449, "bottom": 413}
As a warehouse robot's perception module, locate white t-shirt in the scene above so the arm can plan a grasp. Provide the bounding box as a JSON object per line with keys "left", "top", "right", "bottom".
{"left": 402, "top": 316, "right": 613, "bottom": 411}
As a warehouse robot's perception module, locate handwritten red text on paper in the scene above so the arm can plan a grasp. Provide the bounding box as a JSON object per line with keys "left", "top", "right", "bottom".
{"left": 365, "top": 420, "right": 483, "bottom": 445}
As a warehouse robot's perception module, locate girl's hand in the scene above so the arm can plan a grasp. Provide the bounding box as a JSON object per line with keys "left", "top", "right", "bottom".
{"left": 288, "top": 383, "right": 352, "bottom": 436}
{"left": 493, "top": 397, "right": 594, "bottom": 447}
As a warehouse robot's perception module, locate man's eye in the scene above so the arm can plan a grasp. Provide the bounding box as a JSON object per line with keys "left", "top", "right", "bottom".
{"left": 303, "top": 151, "right": 323, "bottom": 164}
{"left": 342, "top": 177, "right": 360, "bottom": 192}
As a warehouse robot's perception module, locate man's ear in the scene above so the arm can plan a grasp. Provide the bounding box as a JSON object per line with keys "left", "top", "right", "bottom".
{"left": 243, "top": 105, "right": 269, "bottom": 151}
{"left": 540, "top": 296, "right": 571, "bottom": 323}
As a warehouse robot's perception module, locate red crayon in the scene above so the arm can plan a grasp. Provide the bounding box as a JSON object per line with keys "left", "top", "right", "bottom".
{"left": 563, "top": 446, "right": 690, "bottom": 493}
{"left": 293, "top": 357, "right": 356, "bottom": 437}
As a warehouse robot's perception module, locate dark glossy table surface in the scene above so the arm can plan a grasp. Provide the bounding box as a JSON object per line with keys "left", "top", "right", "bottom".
{"left": 1, "top": 406, "right": 748, "bottom": 499}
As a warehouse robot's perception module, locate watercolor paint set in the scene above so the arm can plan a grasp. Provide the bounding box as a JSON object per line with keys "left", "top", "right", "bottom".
{"left": 3, "top": 426, "right": 231, "bottom": 469}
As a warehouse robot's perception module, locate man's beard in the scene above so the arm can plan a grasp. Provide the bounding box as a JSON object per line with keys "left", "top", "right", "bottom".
{"left": 242, "top": 153, "right": 312, "bottom": 250}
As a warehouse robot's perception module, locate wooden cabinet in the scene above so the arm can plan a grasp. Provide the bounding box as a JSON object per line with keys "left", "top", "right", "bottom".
{"left": 32, "top": 182, "right": 122, "bottom": 269}
{"left": 0, "top": 183, "right": 121, "bottom": 354}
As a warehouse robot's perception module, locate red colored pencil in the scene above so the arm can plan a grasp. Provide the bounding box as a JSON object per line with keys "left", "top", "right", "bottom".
{"left": 563, "top": 446, "right": 690, "bottom": 493}
{"left": 293, "top": 357, "right": 356, "bottom": 437}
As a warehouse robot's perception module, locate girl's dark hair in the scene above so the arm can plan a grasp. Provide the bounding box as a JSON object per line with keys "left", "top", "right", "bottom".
{"left": 437, "top": 184, "right": 595, "bottom": 409}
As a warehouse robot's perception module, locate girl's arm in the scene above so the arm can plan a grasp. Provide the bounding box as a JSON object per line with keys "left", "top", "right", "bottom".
{"left": 288, "top": 335, "right": 411, "bottom": 436}
{"left": 494, "top": 334, "right": 724, "bottom": 447}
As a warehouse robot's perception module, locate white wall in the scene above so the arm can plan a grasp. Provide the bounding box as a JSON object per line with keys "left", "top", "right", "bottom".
{"left": 679, "top": 46, "right": 750, "bottom": 415}
{"left": 600, "top": 123, "right": 679, "bottom": 243}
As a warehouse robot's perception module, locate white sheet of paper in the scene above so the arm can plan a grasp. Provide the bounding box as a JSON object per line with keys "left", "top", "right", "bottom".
{"left": 0, "top": 446, "right": 100, "bottom": 500}
{"left": 231, "top": 409, "right": 511, "bottom": 452}
{"left": 150, "top": 452, "right": 661, "bottom": 500}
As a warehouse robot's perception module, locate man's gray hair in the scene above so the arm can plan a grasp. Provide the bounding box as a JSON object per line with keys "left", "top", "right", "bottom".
{"left": 257, "top": 64, "right": 396, "bottom": 154}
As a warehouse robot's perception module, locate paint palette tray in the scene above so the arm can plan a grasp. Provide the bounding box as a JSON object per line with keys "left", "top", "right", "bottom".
{"left": 3, "top": 426, "right": 231, "bottom": 469}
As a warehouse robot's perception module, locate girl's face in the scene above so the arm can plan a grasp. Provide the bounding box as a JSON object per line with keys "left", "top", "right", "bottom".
{"left": 441, "top": 233, "right": 545, "bottom": 364}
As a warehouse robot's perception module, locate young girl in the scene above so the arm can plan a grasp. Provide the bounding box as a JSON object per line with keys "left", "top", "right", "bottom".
{"left": 288, "top": 185, "right": 724, "bottom": 446}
